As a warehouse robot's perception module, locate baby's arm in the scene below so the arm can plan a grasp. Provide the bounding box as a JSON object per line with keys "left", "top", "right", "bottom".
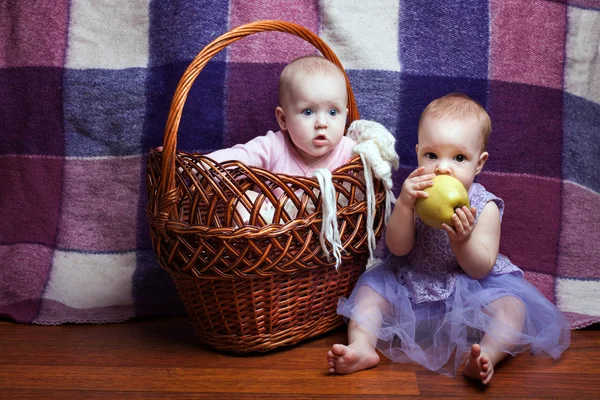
{"left": 449, "top": 201, "right": 501, "bottom": 279}
{"left": 206, "top": 132, "right": 277, "bottom": 169}
{"left": 154, "top": 131, "right": 275, "bottom": 169}
{"left": 386, "top": 167, "right": 436, "bottom": 256}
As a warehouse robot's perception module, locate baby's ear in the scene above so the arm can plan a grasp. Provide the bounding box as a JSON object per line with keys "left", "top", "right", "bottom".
{"left": 476, "top": 151, "right": 489, "bottom": 175}
{"left": 275, "top": 106, "right": 287, "bottom": 131}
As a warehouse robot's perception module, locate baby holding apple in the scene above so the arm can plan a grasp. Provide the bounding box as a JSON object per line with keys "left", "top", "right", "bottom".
{"left": 327, "top": 93, "right": 570, "bottom": 384}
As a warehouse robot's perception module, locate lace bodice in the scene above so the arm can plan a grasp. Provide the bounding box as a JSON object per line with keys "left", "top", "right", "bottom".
{"left": 389, "top": 182, "right": 523, "bottom": 303}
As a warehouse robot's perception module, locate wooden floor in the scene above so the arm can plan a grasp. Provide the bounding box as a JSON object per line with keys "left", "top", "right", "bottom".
{"left": 0, "top": 317, "right": 598, "bottom": 399}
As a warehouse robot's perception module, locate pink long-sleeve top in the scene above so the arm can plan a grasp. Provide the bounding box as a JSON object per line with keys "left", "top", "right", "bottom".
{"left": 207, "top": 130, "right": 357, "bottom": 177}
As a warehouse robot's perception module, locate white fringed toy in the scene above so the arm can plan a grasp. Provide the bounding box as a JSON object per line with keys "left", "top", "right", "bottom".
{"left": 316, "top": 119, "right": 399, "bottom": 269}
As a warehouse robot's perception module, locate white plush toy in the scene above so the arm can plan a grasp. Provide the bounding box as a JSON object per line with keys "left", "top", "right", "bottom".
{"left": 347, "top": 119, "right": 400, "bottom": 199}
{"left": 316, "top": 119, "right": 400, "bottom": 270}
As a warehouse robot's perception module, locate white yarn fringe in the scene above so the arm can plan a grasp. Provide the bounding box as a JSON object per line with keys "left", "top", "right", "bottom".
{"left": 312, "top": 120, "right": 400, "bottom": 271}
{"left": 313, "top": 168, "right": 343, "bottom": 270}
{"left": 348, "top": 120, "right": 400, "bottom": 269}
{"left": 359, "top": 153, "right": 377, "bottom": 265}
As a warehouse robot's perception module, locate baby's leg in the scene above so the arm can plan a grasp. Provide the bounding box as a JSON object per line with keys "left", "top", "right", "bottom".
{"left": 327, "top": 286, "right": 389, "bottom": 374}
{"left": 462, "top": 295, "right": 526, "bottom": 384}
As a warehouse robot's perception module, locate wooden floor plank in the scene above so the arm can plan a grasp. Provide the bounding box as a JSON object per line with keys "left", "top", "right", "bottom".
{"left": 0, "top": 391, "right": 430, "bottom": 400}
{"left": 416, "top": 371, "right": 599, "bottom": 398}
{"left": 0, "top": 366, "right": 418, "bottom": 396}
{"left": 0, "top": 318, "right": 597, "bottom": 399}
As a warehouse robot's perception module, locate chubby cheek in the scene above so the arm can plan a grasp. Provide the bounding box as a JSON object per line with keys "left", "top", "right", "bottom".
{"left": 288, "top": 122, "right": 311, "bottom": 140}
{"left": 419, "top": 164, "right": 435, "bottom": 174}
{"left": 457, "top": 176, "right": 472, "bottom": 191}
{"left": 415, "top": 155, "right": 428, "bottom": 169}
{"left": 331, "top": 132, "right": 344, "bottom": 147}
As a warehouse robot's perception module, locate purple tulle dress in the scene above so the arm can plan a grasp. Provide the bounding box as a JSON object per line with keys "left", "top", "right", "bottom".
{"left": 337, "top": 183, "right": 570, "bottom": 377}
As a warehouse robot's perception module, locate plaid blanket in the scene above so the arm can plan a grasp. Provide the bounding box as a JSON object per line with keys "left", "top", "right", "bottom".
{"left": 1, "top": 0, "right": 598, "bottom": 329}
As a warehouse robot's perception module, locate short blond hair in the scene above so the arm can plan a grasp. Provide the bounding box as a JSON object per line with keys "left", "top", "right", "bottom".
{"left": 419, "top": 92, "right": 492, "bottom": 150}
{"left": 278, "top": 55, "right": 347, "bottom": 105}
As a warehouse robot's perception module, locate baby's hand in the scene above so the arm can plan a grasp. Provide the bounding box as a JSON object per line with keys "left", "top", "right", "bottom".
{"left": 443, "top": 206, "right": 477, "bottom": 242}
{"left": 399, "top": 166, "right": 436, "bottom": 209}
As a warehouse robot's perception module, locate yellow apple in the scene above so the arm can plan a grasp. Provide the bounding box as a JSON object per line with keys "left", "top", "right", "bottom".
{"left": 415, "top": 175, "right": 470, "bottom": 229}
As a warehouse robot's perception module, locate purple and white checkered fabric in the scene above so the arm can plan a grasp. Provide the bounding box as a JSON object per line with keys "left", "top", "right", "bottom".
{"left": 1, "top": 0, "right": 598, "bottom": 328}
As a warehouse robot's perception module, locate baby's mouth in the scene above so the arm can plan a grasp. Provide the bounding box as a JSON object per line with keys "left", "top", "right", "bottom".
{"left": 313, "top": 134, "right": 328, "bottom": 146}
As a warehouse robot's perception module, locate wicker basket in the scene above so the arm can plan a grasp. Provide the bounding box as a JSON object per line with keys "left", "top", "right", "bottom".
{"left": 146, "top": 20, "right": 386, "bottom": 353}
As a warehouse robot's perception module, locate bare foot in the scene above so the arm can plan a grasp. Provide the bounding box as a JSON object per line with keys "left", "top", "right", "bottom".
{"left": 327, "top": 342, "right": 380, "bottom": 374}
{"left": 461, "top": 344, "right": 494, "bottom": 385}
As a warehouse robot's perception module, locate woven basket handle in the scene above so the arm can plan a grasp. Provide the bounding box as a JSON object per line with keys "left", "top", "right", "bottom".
{"left": 158, "top": 20, "right": 359, "bottom": 216}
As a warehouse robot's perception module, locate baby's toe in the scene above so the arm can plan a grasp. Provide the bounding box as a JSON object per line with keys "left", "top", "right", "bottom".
{"left": 331, "top": 344, "right": 347, "bottom": 356}
{"left": 482, "top": 374, "right": 492, "bottom": 385}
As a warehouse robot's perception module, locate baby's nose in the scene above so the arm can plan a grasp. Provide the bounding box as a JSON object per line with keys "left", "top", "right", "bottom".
{"left": 315, "top": 114, "right": 328, "bottom": 128}
{"left": 435, "top": 162, "right": 451, "bottom": 175}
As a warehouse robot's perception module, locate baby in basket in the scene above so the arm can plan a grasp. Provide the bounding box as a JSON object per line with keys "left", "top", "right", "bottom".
{"left": 203, "top": 55, "right": 398, "bottom": 228}
{"left": 207, "top": 54, "right": 355, "bottom": 225}
{"left": 212, "top": 55, "right": 353, "bottom": 182}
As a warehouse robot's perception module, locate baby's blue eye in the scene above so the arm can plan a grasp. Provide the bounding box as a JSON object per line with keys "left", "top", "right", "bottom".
{"left": 302, "top": 109, "right": 314, "bottom": 116}
{"left": 454, "top": 155, "right": 465, "bottom": 162}
{"left": 425, "top": 152, "right": 437, "bottom": 160}
{"left": 329, "top": 109, "right": 338, "bottom": 116}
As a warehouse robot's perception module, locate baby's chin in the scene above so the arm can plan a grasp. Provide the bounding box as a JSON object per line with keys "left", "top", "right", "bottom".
{"left": 298, "top": 147, "right": 335, "bottom": 164}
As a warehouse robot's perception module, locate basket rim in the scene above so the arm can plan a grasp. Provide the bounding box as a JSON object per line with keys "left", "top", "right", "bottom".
{"left": 148, "top": 152, "right": 384, "bottom": 236}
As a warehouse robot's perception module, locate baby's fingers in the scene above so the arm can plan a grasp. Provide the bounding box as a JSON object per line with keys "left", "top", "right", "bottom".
{"left": 407, "top": 173, "right": 435, "bottom": 188}
{"left": 451, "top": 213, "right": 467, "bottom": 235}
{"left": 456, "top": 206, "right": 475, "bottom": 226}
{"left": 413, "top": 173, "right": 437, "bottom": 182}
{"left": 469, "top": 206, "right": 477, "bottom": 219}
{"left": 414, "top": 178, "right": 434, "bottom": 190}
{"left": 407, "top": 167, "right": 436, "bottom": 180}
{"left": 442, "top": 222, "right": 455, "bottom": 235}
{"left": 407, "top": 166, "right": 425, "bottom": 179}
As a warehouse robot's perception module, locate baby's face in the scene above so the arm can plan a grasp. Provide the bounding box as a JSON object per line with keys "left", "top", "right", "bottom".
{"left": 416, "top": 116, "right": 488, "bottom": 191}
{"left": 277, "top": 72, "right": 348, "bottom": 165}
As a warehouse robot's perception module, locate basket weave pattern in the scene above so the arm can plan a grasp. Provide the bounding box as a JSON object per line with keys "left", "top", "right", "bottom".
{"left": 146, "top": 20, "right": 385, "bottom": 353}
